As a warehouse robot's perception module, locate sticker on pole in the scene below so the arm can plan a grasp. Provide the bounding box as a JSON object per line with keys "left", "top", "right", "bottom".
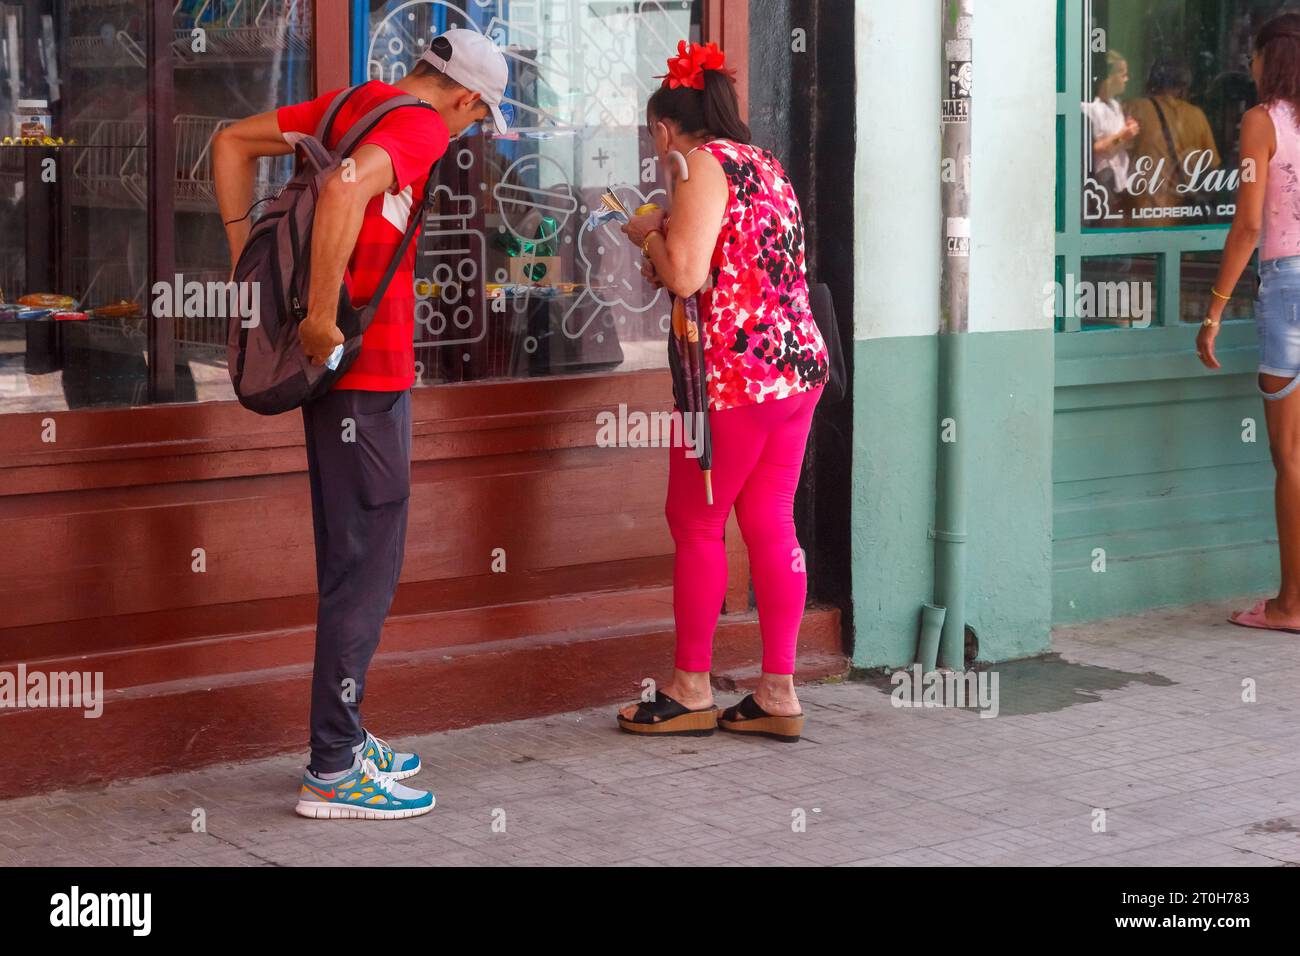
{"left": 943, "top": 39, "right": 972, "bottom": 124}
{"left": 946, "top": 217, "right": 970, "bottom": 257}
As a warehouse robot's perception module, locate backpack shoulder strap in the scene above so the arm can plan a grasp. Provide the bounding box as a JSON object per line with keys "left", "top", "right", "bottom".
{"left": 335, "top": 95, "right": 436, "bottom": 159}
{"left": 315, "top": 85, "right": 364, "bottom": 147}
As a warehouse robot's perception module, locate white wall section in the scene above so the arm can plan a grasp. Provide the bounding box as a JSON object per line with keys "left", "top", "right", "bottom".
{"left": 854, "top": 0, "right": 941, "bottom": 341}
{"left": 968, "top": 0, "right": 1056, "bottom": 334}
{"left": 854, "top": 0, "right": 1056, "bottom": 339}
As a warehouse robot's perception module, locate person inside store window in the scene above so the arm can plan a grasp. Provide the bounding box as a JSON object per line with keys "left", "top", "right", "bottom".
{"left": 614, "top": 41, "right": 829, "bottom": 743}
{"left": 213, "top": 30, "right": 510, "bottom": 820}
{"left": 1083, "top": 49, "right": 1140, "bottom": 204}
{"left": 1126, "top": 58, "right": 1221, "bottom": 225}
{"left": 1198, "top": 12, "right": 1300, "bottom": 633}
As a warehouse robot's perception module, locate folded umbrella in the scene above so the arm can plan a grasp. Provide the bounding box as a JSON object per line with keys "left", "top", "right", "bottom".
{"left": 669, "top": 292, "right": 713, "bottom": 505}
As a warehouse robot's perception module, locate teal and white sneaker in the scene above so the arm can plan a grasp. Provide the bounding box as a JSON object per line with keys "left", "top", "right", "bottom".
{"left": 295, "top": 756, "right": 435, "bottom": 821}
{"left": 357, "top": 730, "right": 421, "bottom": 780}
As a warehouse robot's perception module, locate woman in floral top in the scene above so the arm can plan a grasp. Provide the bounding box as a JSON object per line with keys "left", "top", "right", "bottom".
{"left": 617, "top": 41, "right": 829, "bottom": 743}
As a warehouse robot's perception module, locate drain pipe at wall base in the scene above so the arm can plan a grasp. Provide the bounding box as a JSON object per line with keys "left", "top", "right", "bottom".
{"left": 932, "top": 333, "right": 969, "bottom": 671}
{"left": 918, "top": 0, "right": 973, "bottom": 673}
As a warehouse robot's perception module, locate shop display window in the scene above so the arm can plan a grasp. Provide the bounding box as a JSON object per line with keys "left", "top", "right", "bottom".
{"left": 1058, "top": 0, "right": 1287, "bottom": 331}
{"left": 0, "top": 0, "right": 702, "bottom": 412}
{"left": 0, "top": 0, "right": 311, "bottom": 411}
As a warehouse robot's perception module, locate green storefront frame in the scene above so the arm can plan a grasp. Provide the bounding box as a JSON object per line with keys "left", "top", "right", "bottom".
{"left": 1053, "top": 0, "right": 1277, "bottom": 624}
{"left": 1056, "top": 0, "right": 1244, "bottom": 325}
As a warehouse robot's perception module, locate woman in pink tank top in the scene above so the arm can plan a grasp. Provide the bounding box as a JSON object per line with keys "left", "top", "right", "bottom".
{"left": 1200, "top": 12, "right": 1300, "bottom": 633}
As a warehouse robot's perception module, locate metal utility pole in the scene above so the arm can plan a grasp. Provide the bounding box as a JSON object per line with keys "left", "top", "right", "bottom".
{"left": 930, "top": 0, "right": 973, "bottom": 672}
{"left": 940, "top": 0, "right": 973, "bottom": 315}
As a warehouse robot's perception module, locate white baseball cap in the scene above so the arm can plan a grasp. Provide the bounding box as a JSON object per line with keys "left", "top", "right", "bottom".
{"left": 419, "top": 29, "right": 509, "bottom": 134}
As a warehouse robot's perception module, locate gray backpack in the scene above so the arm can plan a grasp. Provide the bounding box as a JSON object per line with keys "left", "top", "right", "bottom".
{"left": 228, "top": 85, "right": 440, "bottom": 415}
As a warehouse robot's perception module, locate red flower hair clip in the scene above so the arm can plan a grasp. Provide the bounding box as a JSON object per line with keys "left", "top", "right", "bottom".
{"left": 658, "top": 40, "right": 728, "bottom": 90}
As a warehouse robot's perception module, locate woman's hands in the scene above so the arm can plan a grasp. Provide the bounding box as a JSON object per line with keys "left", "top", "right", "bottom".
{"left": 1197, "top": 294, "right": 1226, "bottom": 370}
{"left": 1196, "top": 318, "right": 1222, "bottom": 370}
{"left": 640, "top": 256, "right": 664, "bottom": 288}
{"left": 621, "top": 148, "right": 728, "bottom": 297}
{"left": 621, "top": 208, "right": 666, "bottom": 248}
{"left": 623, "top": 209, "right": 666, "bottom": 288}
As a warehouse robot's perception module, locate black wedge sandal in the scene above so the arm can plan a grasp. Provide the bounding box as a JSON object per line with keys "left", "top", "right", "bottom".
{"left": 718, "top": 693, "right": 804, "bottom": 742}
{"left": 616, "top": 692, "right": 719, "bottom": 737}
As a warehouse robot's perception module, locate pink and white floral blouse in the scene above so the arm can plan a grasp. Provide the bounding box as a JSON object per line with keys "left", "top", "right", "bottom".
{"left": 691, "top": 139, "right": 829, "bottom": 412}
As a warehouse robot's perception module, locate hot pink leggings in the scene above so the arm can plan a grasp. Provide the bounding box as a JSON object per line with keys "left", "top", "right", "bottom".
{"left": 666, "top": 386, "right": 822, "bottom": 675}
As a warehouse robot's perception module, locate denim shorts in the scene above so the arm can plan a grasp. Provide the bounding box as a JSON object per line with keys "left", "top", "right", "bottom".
{"left": 1256, "top": 255, "right": 1300, "bottom": 399}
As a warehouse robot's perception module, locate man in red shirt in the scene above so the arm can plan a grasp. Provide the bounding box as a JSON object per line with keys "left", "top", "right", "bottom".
{"left": 213, "top": 29, "right": 509, "bottom": 819}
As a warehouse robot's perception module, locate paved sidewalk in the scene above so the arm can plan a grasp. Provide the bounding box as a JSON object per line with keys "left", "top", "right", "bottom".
{"left": 3, "top": 597, "right": 1299, "bottom": 866}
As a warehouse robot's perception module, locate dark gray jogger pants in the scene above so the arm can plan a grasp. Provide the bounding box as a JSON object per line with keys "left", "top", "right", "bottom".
{"left": 301, "top": 388, "right": 412, "bottom": 773}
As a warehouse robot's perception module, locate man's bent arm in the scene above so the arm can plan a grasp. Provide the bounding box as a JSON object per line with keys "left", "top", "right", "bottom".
{"left": 212, "top": 111, "right": 295, "bottom": 275}
{"left": 298, "top": 143, "right": 397, "bottom": 363}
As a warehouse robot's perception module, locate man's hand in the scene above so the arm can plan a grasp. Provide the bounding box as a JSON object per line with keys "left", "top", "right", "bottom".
{"left": 300, "top": 313, "right": 345, "bottom": 366}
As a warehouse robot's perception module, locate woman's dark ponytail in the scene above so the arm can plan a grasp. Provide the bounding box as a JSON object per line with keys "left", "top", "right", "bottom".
{"left": 701, "top": 69, "right": 751, "bottom": 143}
{"left": 647, "top": 67, "right": 751, "bottom": 144}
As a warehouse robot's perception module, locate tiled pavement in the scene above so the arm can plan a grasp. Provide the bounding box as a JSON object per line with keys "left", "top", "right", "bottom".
{"left": 3, "top": 597, "right": 1299, "bottom": 866}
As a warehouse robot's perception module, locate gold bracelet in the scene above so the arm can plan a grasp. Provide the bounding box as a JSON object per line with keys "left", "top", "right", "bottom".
{"left": 1211, "top": 286, "right": 1231, "bottom": 301}
{"left": 642, "top": 231, "right": 660, "bottom": 257}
